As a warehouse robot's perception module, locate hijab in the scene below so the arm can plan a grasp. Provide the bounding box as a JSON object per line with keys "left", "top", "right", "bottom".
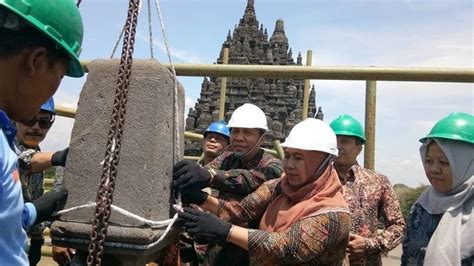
{"left": 260, "top": 150, "right": 348, "bottom": 232}
{"left": 418, "top": 139, "right": 474, "bottom": 265}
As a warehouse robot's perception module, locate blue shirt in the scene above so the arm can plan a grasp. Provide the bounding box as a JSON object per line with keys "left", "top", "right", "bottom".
{"left": 0, "top": 110, "right": 36, "bottom": 265}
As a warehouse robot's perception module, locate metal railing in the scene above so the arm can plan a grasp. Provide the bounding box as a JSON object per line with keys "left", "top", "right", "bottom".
{"left": 41, "top": 59, "right": 472, "bottom": 258}
{"left": 78, "top": 59, "right": 473, "bottom": 169}
{"left": 55, "top": 105, "right": 283, "bottom": 160}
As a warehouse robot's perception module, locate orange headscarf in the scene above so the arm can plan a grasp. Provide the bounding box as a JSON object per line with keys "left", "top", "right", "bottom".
{"left": 259, "top": 151, "right": 348, "bottom": 232}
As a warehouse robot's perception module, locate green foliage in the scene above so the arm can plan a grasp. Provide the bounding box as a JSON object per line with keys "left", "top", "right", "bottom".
{"left": 43, "top": 167, "right": 56, "bottom": 180}
{"left": 394, "top": 183, "right": 429, "bottom": 221}
{"left": 43, "top": 167, "right": 56, "bottom": 193}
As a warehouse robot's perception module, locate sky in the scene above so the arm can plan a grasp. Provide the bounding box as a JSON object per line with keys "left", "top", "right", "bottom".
{"left": 44, "top": 0, "right": 473, "bottom": 187}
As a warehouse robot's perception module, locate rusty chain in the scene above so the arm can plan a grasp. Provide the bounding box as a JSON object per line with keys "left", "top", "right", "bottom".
{"left": 86, "top": 0, "right": 140, "bottom": 265}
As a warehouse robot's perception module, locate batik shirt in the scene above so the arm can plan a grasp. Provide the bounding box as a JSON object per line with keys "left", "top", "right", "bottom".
{"left": 341, "top": 164, "right": 405, "bottom": 266}
{"left": 14, "top": 139, "right": 45, "bottom": 240}
{"left": 401, "top": 202, "right": 474, "bottom": 266}
{"left": 202, "top": 149, "right": 283, "bottom": 265}
{"left": 216, "top": 179, "right": 351, "bottom": 265}
{"left": 206, "top": 149, "right": 283, "bottom": 201}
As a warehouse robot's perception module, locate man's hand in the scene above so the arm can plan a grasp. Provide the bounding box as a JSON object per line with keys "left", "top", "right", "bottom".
{"left": 173, "top": 160, "right": 211, "bottom": 191}
{"left": 52, "top": 147, "right": 69, "bottom": 167}
{"left": 177, "top": 207, "right": 232, "bottom": 243}
{"left": 347, "top": 233, "right": 366, "bottom": 258}
{"left": 52, "top": 246, "right": 75, "bottom": 264}
{"left": 32, "top": 189, "right": 68, "bottom": 224}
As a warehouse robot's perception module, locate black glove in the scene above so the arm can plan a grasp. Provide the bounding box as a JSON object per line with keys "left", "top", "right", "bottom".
{"left": 181, "top": 189, "right": 209, "bottom": 205}
{"left": 177, "top": 207, "right": 232, "bottom": 243}
{"left": 33, "top": 189, "right": 68, "bottom": 224}
{"left": 52, "top": 148, "right": 69, "bottom": 167}
{"left": 28, "top": 238, "right": 44, "bottom": 265}
{"left": 173, "top": 160, "right": 211, "bottom": 192}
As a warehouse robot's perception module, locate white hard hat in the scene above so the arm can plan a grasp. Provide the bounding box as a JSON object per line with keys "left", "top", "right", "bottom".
{"left": 282, "top": 118, "right": 338, "bottom": 156}
{"left": 227, "top": 103, "right": 268, "bottom": 131}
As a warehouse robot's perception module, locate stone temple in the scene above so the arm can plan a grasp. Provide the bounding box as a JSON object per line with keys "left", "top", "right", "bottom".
{"left": 185, "top": 0, "right": 323, "bottom": 156}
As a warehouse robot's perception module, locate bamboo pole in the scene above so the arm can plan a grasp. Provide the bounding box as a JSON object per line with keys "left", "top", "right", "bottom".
{"left": 218, "top": 48, "right": 229, "bottom": 120}
{"left": 364, "top": 80, "right": 377, "bottom": 170}
{"left": 273, "top": 140, "right": 285, "bottom": 160}
{"left": 79, "top": 61, "right": 474, "bottom": 82}
{"left": 302, "top": 50, "right": 313, "bottom": 119}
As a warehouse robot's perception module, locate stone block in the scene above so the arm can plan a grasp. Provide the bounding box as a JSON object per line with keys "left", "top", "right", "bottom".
{"left": 51, "top": 59, "right": 184, "bottom": 246}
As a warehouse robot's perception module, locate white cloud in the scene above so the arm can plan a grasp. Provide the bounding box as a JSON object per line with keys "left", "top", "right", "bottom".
{"left": 184, "top": 96, "right": 197, "bottom": 122}
{"left": 41, "top": 117, "right": 74, "bottom": 152}
{"left": 414, "top": 120, "right": 436, "bottom": 134}
{"left": 136, "top": 32, "right": 210, "bottom": 63}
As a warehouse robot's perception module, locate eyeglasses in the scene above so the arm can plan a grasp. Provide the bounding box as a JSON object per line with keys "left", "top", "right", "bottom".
{"left": 21, "top": 116, "right": 55, "bottom": 129}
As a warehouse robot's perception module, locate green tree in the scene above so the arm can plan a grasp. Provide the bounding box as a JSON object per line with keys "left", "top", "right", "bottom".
{"left": 394, "top": 184, "right": 428, "bottom": 221}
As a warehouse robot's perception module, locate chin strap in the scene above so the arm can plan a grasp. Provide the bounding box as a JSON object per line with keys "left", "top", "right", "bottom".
{"left": 234, "top": 132, "right": 265, "bottom": 160}
{"left": 309, "top": 154, "right": 334, "bottom": 181}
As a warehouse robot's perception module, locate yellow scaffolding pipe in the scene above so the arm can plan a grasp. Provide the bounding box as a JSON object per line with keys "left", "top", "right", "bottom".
{"left": 71, "top": 62, "right": 474, "bottom": 169}
{"left": 55, "top": 105, "right": 77, "bottom": 119}
{"left": 54, "top": 106, "right": 284, "bottom": 157}
{"left": 218, "top": 48, "right": 229, "bottom": 120}
{"left": 272, "top": 140, "right": 285, "bottom": 160}
{"left": 79, "top": 61, "right": 474, "bottom": 82}
{"left": 302, "top": 50, "right": 313, "bottom": 119}
{"left": 364, "top": 81, "right": 377, "bottom": 170}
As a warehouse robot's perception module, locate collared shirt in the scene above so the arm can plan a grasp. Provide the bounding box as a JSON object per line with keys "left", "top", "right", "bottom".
{"left": 0, "top": 110, "right": 35, "bottom": 265}
{"left": 341, "top": 164, "right": 406, "bottom": 266}
{"left": 205, "top": 149, "right": 283, "bottom": 201}
{"left": 217, "top": 179, "right": 351, "bottom": 265}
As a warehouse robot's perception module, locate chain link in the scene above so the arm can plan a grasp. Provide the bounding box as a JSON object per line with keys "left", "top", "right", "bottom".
{"left": 86, "top": 0, "right": 140, "bottom": 264}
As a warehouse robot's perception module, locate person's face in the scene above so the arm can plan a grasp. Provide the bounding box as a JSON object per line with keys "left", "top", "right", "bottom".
{"left": 283, "top": 148, "right": 326, "bottom": 187}
{"left": 203, "top": 133, "right": 229, "bottom": 157}
{"left": 230, "top": 127, "right": 262, "bottom": 156}
{"left": 13, "top": 48, "right": 67, "bottom": 121}
{"left": 335, "top": 136, "right": 362, "bottom": 168}
{"left": 16, "top": 111, "right": 54, "bottom": 148}
{"left": 424, "top": 142, "right": 453, "bottom": 194}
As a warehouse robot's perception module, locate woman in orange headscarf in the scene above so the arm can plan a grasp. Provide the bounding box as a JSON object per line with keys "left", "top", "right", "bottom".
{"left": 176, "top": 118, "right": 351, "bottom": 265}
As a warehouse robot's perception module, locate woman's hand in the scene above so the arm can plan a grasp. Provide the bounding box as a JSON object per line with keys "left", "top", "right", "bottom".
{"left": 177, "top": 207, "right": 232, "bottom": 242}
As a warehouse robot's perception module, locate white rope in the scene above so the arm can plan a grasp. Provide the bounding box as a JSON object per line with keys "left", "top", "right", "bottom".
{"left": 55, "top": 202, "right": 174, "bottom": 228}
{"left": 110, "top": 0, "right": 144, "bottom": 58}
{"left": 147, "top": 0, "right": 154, "bottom": 58}
{"left": 154, "top": 0, "right": 180, "bottom": 165}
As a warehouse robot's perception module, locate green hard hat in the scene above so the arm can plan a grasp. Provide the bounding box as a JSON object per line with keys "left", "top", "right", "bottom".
{"left": 330, "top": 114, "right": 366, "bottom": 144}
{"left": 420, "top": 112, "right": 474, "bottom": 144}
{"left": 0, "top": 0, "right": 84, "bottom": 77}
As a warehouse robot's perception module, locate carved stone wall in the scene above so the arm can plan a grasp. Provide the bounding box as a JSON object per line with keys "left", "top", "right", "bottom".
{"left": 185, "top": 0, "right": 322, "bottom": 156}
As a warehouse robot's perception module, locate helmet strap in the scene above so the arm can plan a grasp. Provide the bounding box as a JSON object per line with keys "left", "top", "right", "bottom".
{"left": 309, "top": 154, "right": 334, "bottom": 181}
{"left": 234, "top": 132, "right": 265, "bottom": 161}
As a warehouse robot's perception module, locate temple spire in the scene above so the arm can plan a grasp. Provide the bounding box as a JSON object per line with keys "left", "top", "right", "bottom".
{"left": 242, "top": 0, "right": 257, "bottom": 26}
{"left": 247, "top": 0, "right": 254, "bottom": 8}
{"left": 270, "top": 19, "right": 288, "bottom": 47}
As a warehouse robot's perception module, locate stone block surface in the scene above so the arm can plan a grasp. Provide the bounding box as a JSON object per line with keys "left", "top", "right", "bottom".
{"left": 52, "top": 59, "right": 184, "bottom": 244}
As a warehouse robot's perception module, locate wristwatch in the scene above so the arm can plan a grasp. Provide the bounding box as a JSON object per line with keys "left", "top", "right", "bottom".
{"left": 207, "top": 168, "right": 218, "bottom": 184}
